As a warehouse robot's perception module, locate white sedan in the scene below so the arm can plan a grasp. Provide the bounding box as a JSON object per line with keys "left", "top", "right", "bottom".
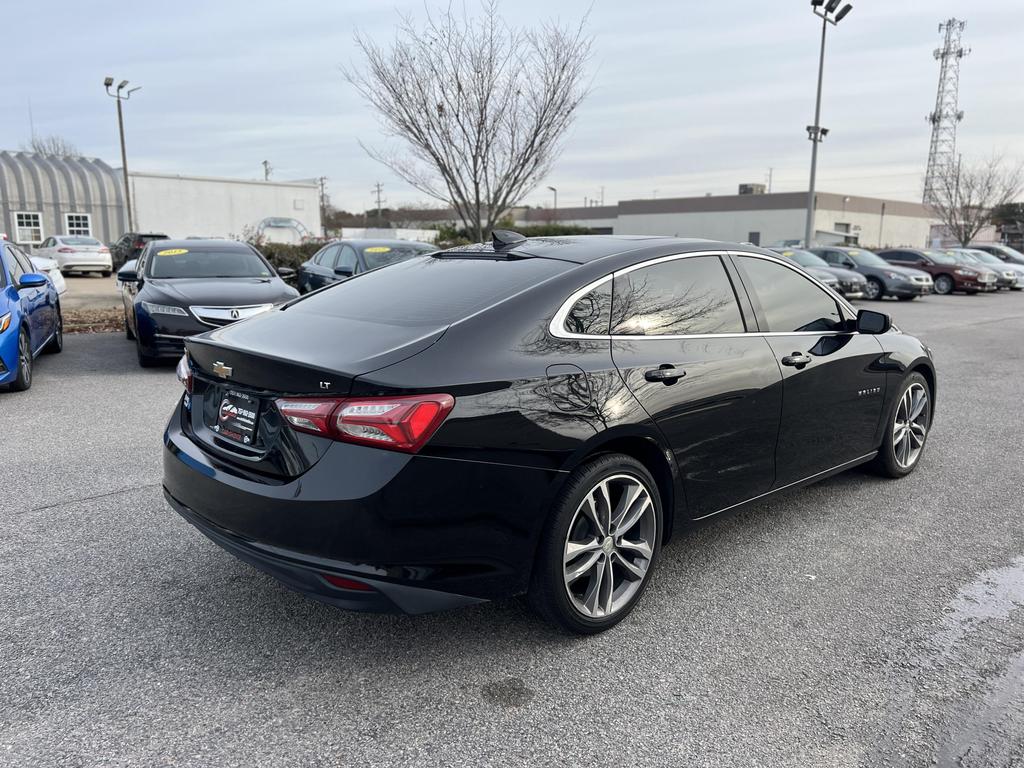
{"left": 30, "top": 255, "right": 68, "bottom": 295}
{"left": 35, "top": 235, "right": 113, "bottom": 276}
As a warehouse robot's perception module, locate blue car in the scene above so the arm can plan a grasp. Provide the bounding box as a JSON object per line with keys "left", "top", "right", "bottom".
{"left": 1, "top": 241, "right": 63, "bottom": 391}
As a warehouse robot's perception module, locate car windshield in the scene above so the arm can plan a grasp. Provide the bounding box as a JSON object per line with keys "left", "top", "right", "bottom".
{"left": 844, "top": 249, "right": 889, "bottom": 267}
{"left": 60, "top": 236, "right": 101, "bottom": 247}
{"left": 778, "top": 249, "right": 828, "bottom": 268}
{"left": 360, "top": 243, "right": 436, "bottom": 270}
{"left": 146, "top": 247, "right": 273, "bottom": 279}
{"left": 969, "top": 251, "right": 1004, "bottom": 266}
{"left": 923, "top": 250, "right": 958, "bottom": 265}
{"left": 950, "top": 250, "right": 981, "bottom": 264}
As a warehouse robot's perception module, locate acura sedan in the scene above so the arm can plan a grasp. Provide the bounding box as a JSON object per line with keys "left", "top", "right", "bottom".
{"left": 120, "top": 239, "right": 298, "bottom": 367}
{"left": 164, "top": 233, "right": 937, "bottom": 634}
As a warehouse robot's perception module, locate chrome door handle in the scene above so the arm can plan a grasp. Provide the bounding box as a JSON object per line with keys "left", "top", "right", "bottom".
{"left": 781, "top": 352, "right": 812, "bottom": 368}
{"left": 644, "top": 365, "right": 685, "bottom": 384}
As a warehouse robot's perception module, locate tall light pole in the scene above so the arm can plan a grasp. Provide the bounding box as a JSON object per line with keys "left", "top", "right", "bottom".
{"left": 546, "top": 185, "right": 558, "bottom": 218}
{"left": 804, "top": 0, "right": 852, "bottom": 247}
{"left": 105, "top": 76, "right": 141, "bottom": 232}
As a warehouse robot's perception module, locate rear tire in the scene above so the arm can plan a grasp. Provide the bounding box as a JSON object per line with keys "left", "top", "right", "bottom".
{"left": 865, "top": 277, "right": 884, "bottom": 300}
{"left": 102, "top": 270, "right": 112, "bottom": 278}
{"left": 528, "top": 454, "right": 662, "bottom": 635}
{"left": 44, "top": 308, "right": 63, "bottom": 353}
{"left": 10, "top": 328, "right": 32, "bottom": 391}
{"left": 871, "top": 372, "right": 931, "bottom": 478}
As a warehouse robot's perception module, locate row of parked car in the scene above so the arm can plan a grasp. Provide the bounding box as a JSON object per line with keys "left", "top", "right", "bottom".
{"left": 768, "top": 243, "right": 1024, "bottom": 300}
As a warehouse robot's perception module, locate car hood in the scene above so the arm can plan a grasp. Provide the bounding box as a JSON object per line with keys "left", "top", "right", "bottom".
{"left": 822, "top": 265, "right": 864, "bottom": 281}
{"left": 865, "top": 264, "right": 929, "bottom": 278}
{"left": 142, "top": 277, "right": 298, "bottom": 306}
{"left": 805, "top": 266, "right": 837, "bottom": 282}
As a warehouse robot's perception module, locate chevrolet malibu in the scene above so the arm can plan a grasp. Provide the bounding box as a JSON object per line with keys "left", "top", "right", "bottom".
{"left": 163, "top": 234, "right": 937, "bottom": 634}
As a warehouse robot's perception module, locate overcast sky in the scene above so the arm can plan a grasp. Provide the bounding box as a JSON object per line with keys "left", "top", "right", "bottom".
{"left": 1, "top": 0, "right": 1020, "bottom": 212}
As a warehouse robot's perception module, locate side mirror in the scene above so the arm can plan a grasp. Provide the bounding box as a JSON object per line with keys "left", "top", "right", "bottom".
{"left": 334, "top": 265, "right": 353, "bottom": 277}
{"left": 18, "top": 273, "right": 48, "bottom": 289}
{"left": 856, "top": 309, "right": 891, "bottom": 335}
{"left": 276, "top": 266, "right": 296, "bottom": 278}
{"left": 117, "top": 267, "right": 139, "bottom": 282}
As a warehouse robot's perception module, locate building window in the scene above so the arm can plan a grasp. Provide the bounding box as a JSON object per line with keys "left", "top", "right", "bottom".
{"left": 747, "top": 231, "right": 761, "bottom": 246}
{"left": 14, "top": 212, "right": 43, "bottom": 244}
{"left": 65, "top": 213, "right": 92, "bottom": 236}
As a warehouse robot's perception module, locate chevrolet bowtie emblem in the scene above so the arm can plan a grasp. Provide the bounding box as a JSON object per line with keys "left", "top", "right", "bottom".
{"left": 212, "top": 361, "right": 233, "bottom": 378}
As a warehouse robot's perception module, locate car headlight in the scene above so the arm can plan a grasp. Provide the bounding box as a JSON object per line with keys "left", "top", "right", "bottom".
{"left": 0, "top": 312, "right": 10, "bottom": 334}
{"left": 954, "top": 268, "right": 976, "bottom": 276}
{"left": 141, "top": 301, "right": 188, "bottom": 316}
{"left": 885, "top": 271, "right": 908, "bottom": 281}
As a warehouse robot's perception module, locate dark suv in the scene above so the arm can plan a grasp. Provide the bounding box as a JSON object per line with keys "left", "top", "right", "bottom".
{"left": 110, "top": 232, "right": 169, "bottom": 269}
{"left": 812, "top": 246, "right": 933, "bottom": 301}
{"left": 877, "top": 248, "right": 998, "bottom": 295}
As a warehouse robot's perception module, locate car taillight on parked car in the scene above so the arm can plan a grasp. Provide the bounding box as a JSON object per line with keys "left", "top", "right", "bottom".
{"left": 57, "top": 247, "right": 76, "bottom": 253}
{"left": 275, "top": 394, "right": 455, "bottom": 453}
{"left": 175, "top": 354, "right": 193, "bottom": 394}
{"left": 99, "top": 247, "right": 110, "bottom": 253}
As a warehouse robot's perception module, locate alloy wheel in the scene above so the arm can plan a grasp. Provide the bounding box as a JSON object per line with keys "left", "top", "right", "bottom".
{"left": 892, "top": 382, "right": 929, "bottom": 469}
{"left": 935, "top": 275, "right": 954, "bottom": 295}
{"left": 18, "top": 331, "right": 31, "bottom": 386}
{"left": 562, "top": 473, "right": 656, "bottom": 619}
{"left": 864, "top": 278, "right": 882, "bottom": 300}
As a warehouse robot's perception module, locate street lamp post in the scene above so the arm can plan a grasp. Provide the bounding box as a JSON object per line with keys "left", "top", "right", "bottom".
{"left": 804, "top": 0, "right": 853, "bottom": 248}
{"left": 105, "top": 76, "right": 141, "bottom": 232}
{"left": 547, "top": 186, "right": 558, "bottom": 217}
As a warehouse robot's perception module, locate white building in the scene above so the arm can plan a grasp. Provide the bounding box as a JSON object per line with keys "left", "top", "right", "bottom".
{"left": 0, "top": 150, "right": 321, "bottom": 248}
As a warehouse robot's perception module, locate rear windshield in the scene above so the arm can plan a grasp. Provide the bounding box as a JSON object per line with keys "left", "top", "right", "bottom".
{"left": 146, "top": 247, "right": 273, "bottom": 279}
{"left": 293, "top": 255, "right": 570, "bottom": 326}
{"left": 360, "top": 243, "right": 436, "bottom": 270}
{"left": 60, "top": 236, "right": 101, "bottom": 246}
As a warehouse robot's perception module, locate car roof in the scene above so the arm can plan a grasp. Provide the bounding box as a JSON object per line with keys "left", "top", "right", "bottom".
{"left": 437, "top": 235, "right": 756, "bottom": 265}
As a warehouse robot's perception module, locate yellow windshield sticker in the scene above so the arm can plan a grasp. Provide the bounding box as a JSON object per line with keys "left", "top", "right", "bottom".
{"left": 156, "top": 248, "right": 189, "bottom": 256}
{"left": 364, "top": 246, "right": 392, "bottom": 254}
{"left": 781, "top": 250, "right": 794, "bottom": 256}
{"left": 848, "top": 250, "right": 860, "bottom": 255}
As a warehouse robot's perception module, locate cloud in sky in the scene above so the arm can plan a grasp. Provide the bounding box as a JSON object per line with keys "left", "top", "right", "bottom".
{"left": 1, "top": 0, "right": 1020, "bottom": 212}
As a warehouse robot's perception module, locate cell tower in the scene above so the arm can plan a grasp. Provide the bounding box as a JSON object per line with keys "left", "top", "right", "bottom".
{"left": 923, "top": 18, "right": 970, "bottom": 204}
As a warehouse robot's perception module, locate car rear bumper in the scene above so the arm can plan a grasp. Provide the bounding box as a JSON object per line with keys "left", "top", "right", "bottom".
{"left": 57, "top": 256, "right": 112, "bottom": 271}
{"left": 162, "top": 400, "right": 562, "bottom": 611}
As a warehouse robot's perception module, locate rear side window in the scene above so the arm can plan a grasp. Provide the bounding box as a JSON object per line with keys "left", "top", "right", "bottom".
{"left": 563, "top": 281, "right": 611, "bottom": 335}
{"left": 294, "top": 255, "right": 570, "bottom": 327}
{"left": 738, "top": 256, "right": 844, "bottom": 333}
{"left": 610, "top": 255, "right": 745, "bottom": 336}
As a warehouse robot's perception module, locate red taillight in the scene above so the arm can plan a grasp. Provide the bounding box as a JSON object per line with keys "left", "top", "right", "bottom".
{"left": 175, "top": 354, "right": 193, "bottom": 394}
{"left": 99, "top": 247, "right": 110, "bottom": 253}
{"left": 275, "top": 393, "right": 455, "bottom": 453}
{"left": 320, "top": 573, "right": 375, "bottom": 591}
{"left": 133, "top": 240, "right": 145, "bottom": 249}
{"left": 57, "top": 247, "right": 76, "bottom": 253}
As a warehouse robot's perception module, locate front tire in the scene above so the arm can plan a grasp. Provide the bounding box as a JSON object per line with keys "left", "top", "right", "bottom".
{"left": 934, "top": 274, "right": 955, "bottom": 295}
{"left": 10, "top": 328, "right": 33, "bottom": 391}
{"left": 135, "top": 336, "right": 158, "bottom": 368}
{"left": 101, "top": 270, "right": 112, "bottom": 278}
{"left": 865, "top": 277, "right": 884, "bottom": 300}
{"left": 872, "top": 372, "right": 931, "bottom": 478}
{"left": 528, "top": 454, "right": 662, "bottom": 634}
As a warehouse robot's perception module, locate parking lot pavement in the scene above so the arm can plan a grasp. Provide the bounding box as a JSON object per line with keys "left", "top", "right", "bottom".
{"left": 2, "top": 292, "right": 1023, "bottom": 767}
{"left": 59, "top": 274, "right": 122, "bottom": 312}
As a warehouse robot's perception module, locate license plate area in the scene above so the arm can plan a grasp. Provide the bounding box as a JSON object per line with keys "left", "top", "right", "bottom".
{"left": 211, "top": 389, "right": 260, "bottom": 446}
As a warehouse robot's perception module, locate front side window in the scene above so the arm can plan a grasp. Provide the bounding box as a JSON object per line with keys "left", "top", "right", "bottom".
{"left": 315, "top": 244, "right": 340, "bottom": 267}
{"left": 4, "top": 246, "right": 27, "bottom": 282}
{"left": 65, "top": 213, "right": 92, "bottom": 236}
{"left": 15, "top": 212, "right": 43, "bottom": 244}
{"left": 337, "top": 245, "right": 358, "bottom": 273}
{"left": 610, "top": 255, "right": 745, "bottom": 336}
{"left": 738, "top": 256, "right": 844, "bottom": 333}
{"left": 562, "top": 280, "right": 611, "bottom": 335}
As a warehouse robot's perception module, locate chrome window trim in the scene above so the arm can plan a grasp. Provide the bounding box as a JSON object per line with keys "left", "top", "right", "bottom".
{"left": 548, "top": 249, "right": 858, "bottom": 341}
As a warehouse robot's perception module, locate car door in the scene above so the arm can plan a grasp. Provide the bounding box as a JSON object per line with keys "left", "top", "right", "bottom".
{"left": 609, "top": 253, "right": 783, "bottom": 519}
{"left": 732, "top": 253, "right": 888, "bottom": 487}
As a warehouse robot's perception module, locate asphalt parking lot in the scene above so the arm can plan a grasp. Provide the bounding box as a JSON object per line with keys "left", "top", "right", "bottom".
{"left": 2, "top": 291, "right": 1023, "bottom": 767}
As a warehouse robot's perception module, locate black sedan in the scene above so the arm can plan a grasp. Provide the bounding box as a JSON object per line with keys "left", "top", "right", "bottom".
{"left": 296, "top": 239, "right": 436, "bottom": 293}
{"left": 163, "top": 233, "right": 937, "bottom": 634}
{"left": 119, "top": 239, "right": 298, "bottom": 367}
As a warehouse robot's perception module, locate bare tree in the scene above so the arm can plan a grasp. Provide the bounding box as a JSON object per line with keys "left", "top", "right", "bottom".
{"left": 22, "top": 134, "right": 79, "bottom": 157}
{"left": 927, "top": 155, "right": 1024, "bottom": 246}
{"left": 345, "top": 1, "right": 592, "bottom": 243}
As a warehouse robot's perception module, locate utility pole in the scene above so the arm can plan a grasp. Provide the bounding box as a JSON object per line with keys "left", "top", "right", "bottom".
{"left": 317, "top": 176, "right": 328, "bottom": 236}
{"left": 766, "top": 167, "right": 774, "bottom": 193}
{"left": 104, "top": 77, "right": 141, "bottom": 232}
{"left": 600, "top": 186, "right": 605, "bottom": 206}
{"left": 372, "top": 182, "right": 385, "bottom": 226}
{"left": 923, "top": 19, "right": 969, "bottom": 204}
{"left": 262, "top": 160, "right": 272, "bottom": 181}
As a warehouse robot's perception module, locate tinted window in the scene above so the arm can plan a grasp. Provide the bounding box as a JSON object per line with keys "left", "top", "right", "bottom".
{"left": 361, "top": 243, "right": 435, "bottom": 270}
{"left": 146, "top": 247, "right": 273, "bottom": 279}
{"left": 295, "top": 255, "right": 570, "bottom": 327}
{"left": 337, "top": 245, "right": 358, "bottom": 272}
{"left": 315, "top": 245, "right": 340, "bottom": 267}
{"left": 563, "top": 280, "right": 611, "bottom": 335}
{"left": 739, "top": 256, "right": 844, "bottom": 333}
{"left": 610, "top": 256, "right": 745, "bottom": 336}
{"left": 883, "top": 251, "right": 915, "bottom": 263}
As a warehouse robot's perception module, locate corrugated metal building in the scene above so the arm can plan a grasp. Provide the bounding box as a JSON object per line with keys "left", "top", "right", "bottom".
{"left": 0, "top": 150, "right": 127, "bottom": 246}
